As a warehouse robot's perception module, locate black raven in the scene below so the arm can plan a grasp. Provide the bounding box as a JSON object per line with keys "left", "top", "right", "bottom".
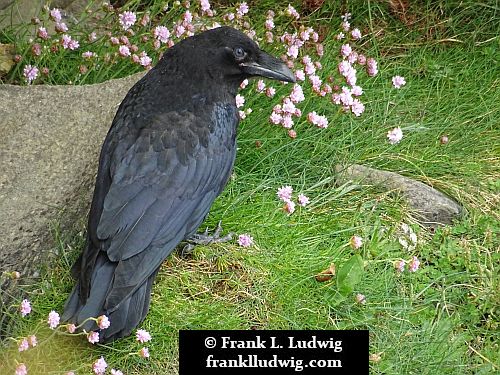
{"left": 62, "top": 26, "right": 295, "bottom": 342}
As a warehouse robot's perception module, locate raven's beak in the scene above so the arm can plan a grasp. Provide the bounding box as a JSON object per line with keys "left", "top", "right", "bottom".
{"left": 240, "top": 51, "right": 296, "bottom": 83}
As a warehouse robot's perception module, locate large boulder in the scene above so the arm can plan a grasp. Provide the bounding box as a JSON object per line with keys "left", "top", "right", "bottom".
{"left": 0, "top": 72, "right": 144, "bottom": 334}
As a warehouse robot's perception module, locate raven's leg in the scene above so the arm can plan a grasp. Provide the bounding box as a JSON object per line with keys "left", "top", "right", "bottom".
{"left": 181, "top": 221, "right": 233, "bottom": 256}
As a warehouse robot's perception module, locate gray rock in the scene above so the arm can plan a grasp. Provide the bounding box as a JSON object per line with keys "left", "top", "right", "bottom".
{"left": 0, "top": 0, "right": 44, "bottom": 29}
{"left": 0, "top": 72, "right": 144, "bottom": 334}
{"left": 335, "top": 164, "right": 464, "bottom": 226}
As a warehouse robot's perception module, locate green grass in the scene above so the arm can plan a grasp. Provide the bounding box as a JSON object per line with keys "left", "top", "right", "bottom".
{"left": 1, "top": 1, "right": 499, "bottom": 374}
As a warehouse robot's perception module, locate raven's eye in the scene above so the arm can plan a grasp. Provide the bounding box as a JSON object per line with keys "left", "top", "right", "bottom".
{"left": 233, "top": 46, "right": 246, "bottom": 59}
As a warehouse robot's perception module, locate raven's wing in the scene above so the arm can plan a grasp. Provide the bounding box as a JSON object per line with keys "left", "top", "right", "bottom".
{"left": 80, "top": 102, "right": 238, "bottom": 313}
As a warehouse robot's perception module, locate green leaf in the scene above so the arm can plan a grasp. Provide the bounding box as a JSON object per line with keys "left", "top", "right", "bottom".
{"left": 336, "top": 254, "right": 364, "bottom": 295}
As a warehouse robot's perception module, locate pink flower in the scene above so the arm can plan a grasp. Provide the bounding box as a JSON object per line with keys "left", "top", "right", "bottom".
{"left": 290, "top": 84, "right": 305, "bottom": 103}
{"left": 37, "top": 26, "right": 48, "bottom": 40}
{"left": 395, "top": 260, "right": 406, "bottom": 273}
{"left": 139, "top": 52, "right": 152, "bottom": 67}
{"left": 332, "top": 93, "right": 341, "bottom": 105}
{"left": 88, "top": 331, "right": 100, "bottom": 344}
{"left": 351, "top": 85, "right": 363, "bottom": 96}
{"left": 342, "top": 21, "right": 350, "bottom": 31}
{"left": 297, "top": 194, "right": 309, "bottom": 207}
{"left": 287, "top": 45, "right": 299, "bottom": 59}
{"left": 288, "top": 129, "right": 297, "bottom": 138}
{"left": 183, "top": 10, "right": 193, "bottom": 23}
{"left": 256, "top": 79, "right": 266, "bottom": 92}
{"left": 339, "top": 87, "right": 354, "bottom": 106}
{"left": 89, "top": 32, "right": 97, "bottom": 42}
{"left": 235, "top": 94, "right": 245, "bottom": 108}
{"left": 309, "top": 74, "right": 322, "bottom": 90}
{"left": 387, "top": 127, "right": 403, "bottom": 144}
{"left": 136, "top": 329, "right": 152, "bottom": 343}
{"left": 265, "top": 18, "right": 274, "bottom": 30}
{"left": 200, "top": 0, "right": 211, "bottom": 12}
{"left": 15, "top": 363, "right": 27, "bottom": 375}
{"left": 351, "top": 28, "right": 362, "bottom": 40}
{"left": 23, "top": 63, "right": 39, "bottom": 82}
{"left": 304, "top": 63, "right": 316, "bottom": 76}
{"left": 338, "top": 60, "right": 354, "bottom": 77}
{"left": 281, "top": 115, "right": 294, "bottom": 129}
{"left": 153, "top": 26, "right": 170, "bottom": 43}
{"left": 47, "top": 310, "right": 60, "bottom": 329}
{"left": 355, "top": 293, "right": 366, "bottom": 304}
{"left": 294, "top": 69, "right": 305, "bottom": 81}
{"left": 238, "top": 234, "right": 254, "bottom": 247}
{"left": 67, "top": 323, "right": 76, "bottom": 333}
{"left": 82, "top": 51, "right": 96, "bottom": 59}
{"left": 50, "top": 8, "right": 62, "bottom": 22}
{"left": 18, "top": 338, "right": 29, "bottom": 352}
{"left": 336, "top": 32, "right": 345, "bottom": 40}
{"left": 286, "top": 4, "right": 300, "bottom": 19}
{"left": 97, "top": 314, "right": 110, "bottom": 329}
{"left": 366, "top": 58, "right": 378, "bottom": 76}
{"left": 392, "top": 75, "right": 406, "bottom": 89}
{"left": 92, "top": 357, "right": 107, "bottom": 375}
{"left": 240, "top": 79, "right": 249, "bottom": 89}
{"left": 284, "top": 200, "right": 296, "bottom": 214}
{"left": 139, "top": 347, "right": 150, "bottom": 358}
{"left": 282, "top": 98, "right": 296, "bottom": 115}
{"left": 119, "top": 45, "right": 131, "bottom": 57}
{"left": 265, "top": 87, "right": 276, "bottom": 97}
{"left": 28, "top": 335, "right": 37, "bottom": 347}
{"left": 55, "top": 22, "right": 68, "bottom": 33}
{"left": 277, "top": 186, "right": 293, "bottom": 202}
{"left": 307, "top": 111, "right": 328, "bottom": 128}
{"left": 351, "top": 99, "right": 365, "bottom": 117}
{"left": 350, "top": 235, "right": 363, "bottom": 249}
{"left": 19, "top": 299, "right": 32, "bottom": 316}
{"left": 357, "top": 54, "right": 367, "bottom": 65}
{"left": 61, "top": 34, "right": 79, "bottom": 50}
{"left": 120, "top": 35, "right": 130, "bottom": 45}
{"left": 269, "top": 111, "right": 282, "bottom": 125}
{"left": 111, "top": 370, "right": 124, "bottom": 375}
{"left": 341, "top": 44, "right": 352, "bottom": 57}
{"left": 236, "top": 2, "right": 249, "bottom": 17}
{"left": 408, "top": 256, "right": 420, "bottom": 272}
{"left": 119, "top": 11, "right": 136, "bottom": 30}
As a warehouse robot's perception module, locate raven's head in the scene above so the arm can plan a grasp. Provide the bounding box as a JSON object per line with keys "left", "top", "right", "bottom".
{"left": 170, "top": 26, "right": 296, "bottom": 87}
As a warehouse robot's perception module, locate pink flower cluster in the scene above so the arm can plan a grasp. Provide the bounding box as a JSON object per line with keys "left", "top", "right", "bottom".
{"left": 350, "top": 235, "right": 363, "bottom": 250}
{"left": 395, "top": 256, "right": 421, "bottom": 273}
{"left": 267, "top": 84, "right": 306, "bottom": 133}
{"left": 47, "top": 310, "right": 60, "bottom": 329}
{"left": 119, "top": 11, "right": 136, "bottom": 30}
{"left": 276, "top": 186, "right": 309, "bottom": 214}
{"left": 307, "top": 111, "right": 328, "bottom": 128}
{"left": 387, "top": 127, "right": 403, "bottom": 144}
{"left": 238, "top": 234, "right": 254, "bottom": 247}
{"left": 392, "top": 75, "right": 406, "bottom": 89}
{"left": 286, "top": 4, "right": 300, "bottom": 19}
{"left": 18, "top": 335, "right": 37, "bottom": 352}
{"left": 19, "top": 299, "right": 32, "bottom": 316}
{"left": 61, "top": 34, "right": 79, "bottom": 50}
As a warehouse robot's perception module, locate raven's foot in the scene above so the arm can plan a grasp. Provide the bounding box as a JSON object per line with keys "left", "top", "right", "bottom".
{"left": 181, "top": 221, "right": 233, "bottom": 256}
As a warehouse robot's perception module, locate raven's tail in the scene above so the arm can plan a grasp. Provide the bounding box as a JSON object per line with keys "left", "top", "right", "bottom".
{"left": 62, "top": 253, "right": 157, "bottom": 342}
